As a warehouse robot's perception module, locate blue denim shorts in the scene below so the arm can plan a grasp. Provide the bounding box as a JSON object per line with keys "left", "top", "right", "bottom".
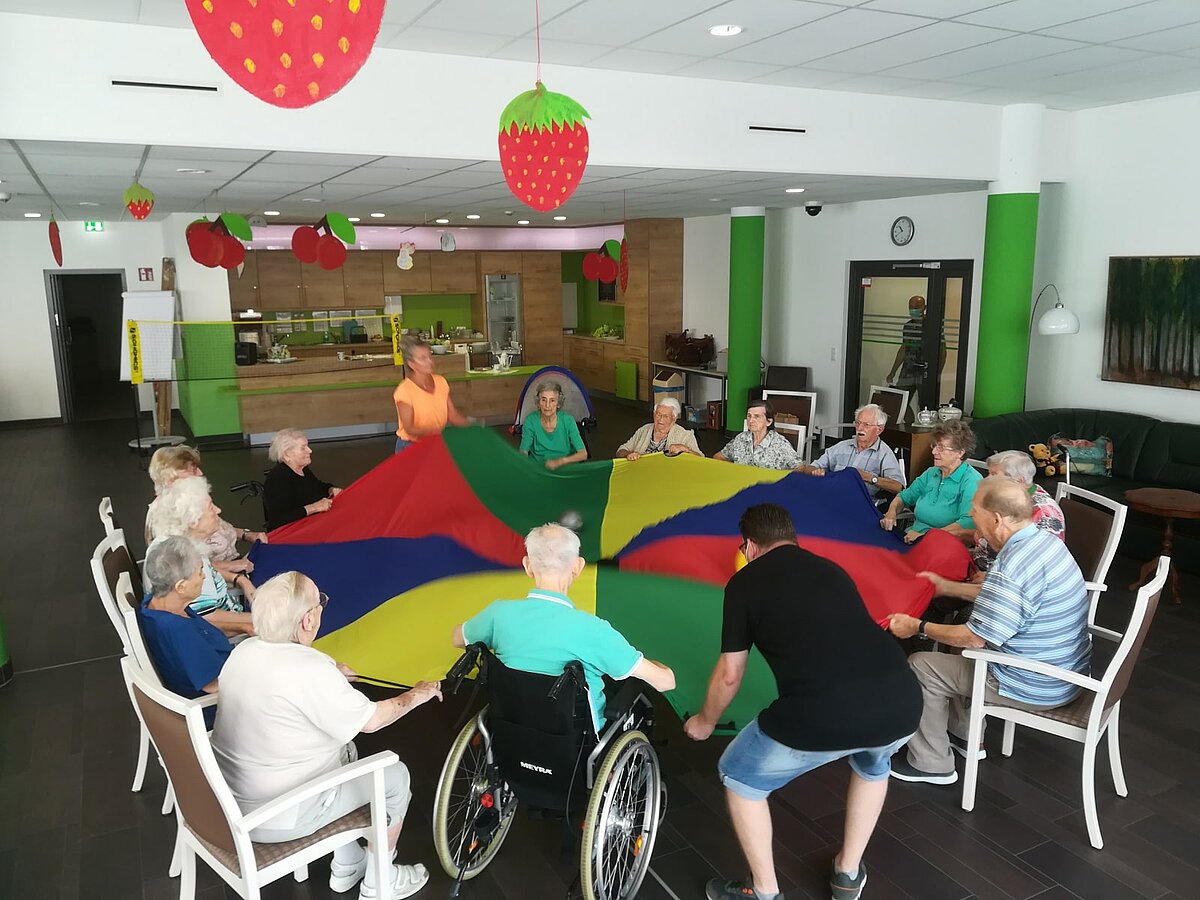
{"left": 718, "top": 717, "right": 914, "bottom": 801}
{"left": 394, "top": 437, "right": 413, "bottom": 454}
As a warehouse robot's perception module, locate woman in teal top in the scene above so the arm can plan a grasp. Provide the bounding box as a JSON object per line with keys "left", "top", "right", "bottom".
{"left": 520, "top": 381, "right": 589, "bottom": 470}
{"left": 881, "top": 421, "right": 981, "bottom": 544}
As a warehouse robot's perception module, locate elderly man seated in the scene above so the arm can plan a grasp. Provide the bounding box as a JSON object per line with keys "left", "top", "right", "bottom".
{"left": 714, "top": 399, "right": 802, "bottom": 471}
{"left": 971, "top": 449, "right": 1065, "bottom": 575}
{"left": 885, "top": 478, "right": 1090, "bottom": 784}
{"left": 452, "top": 523, "right": 675, "bottom": 731}
{"left": 212, "top": 572, "right": 442, "bottom": 900}
{"left": 616, "top": 397, "right": 703, "bottom": 460}
{"left": 798, "top": 403, "right": 906, "bottom": 498}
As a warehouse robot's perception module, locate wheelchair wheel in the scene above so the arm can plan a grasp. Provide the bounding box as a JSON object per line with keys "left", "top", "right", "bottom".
{"left": 432, "top": 711, "right": 517, "bottom": 880}
{"left": 580, "top": 729, "right": 663, "bottom": 900}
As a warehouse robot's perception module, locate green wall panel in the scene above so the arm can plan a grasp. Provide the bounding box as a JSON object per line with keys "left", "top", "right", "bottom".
{"left": 727, "top": 214, "right": 765, "bottom": 430}
{"left": 562, "top": 252, "right": 624, "bottom": 336}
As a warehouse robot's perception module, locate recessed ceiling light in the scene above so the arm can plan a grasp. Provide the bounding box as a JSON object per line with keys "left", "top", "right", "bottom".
{"left": 264, "top": 210, "right": 281, "bottom": 216}
{"left": 24, "top": 212, "right": 41, "bottom": 218}
{"left": 785, "top": 187, "right": 806, "bottom": 194}
{"left": 517, "top": 219, "right": 530, "bottom": 225}
{"left": 370, "top": 212, "right": 385, "bottom": 218}
{"left": 709, "top": 24, "right": 742, "bottom": 37}
{"left": 435, "top": 218, "right": 450, "bottom": 224}
{"left": 79, "top": 201, "right": 99, "bottom": 207}
{"left": 301, "top": 197, "right": 322, "bottom": 203}
{"left": 347, "top": 216, "right": 361, "bottom": 222}
{"left": 709, "top": 198, "right": 724, "bottom": 202}
{"left": 466, "top": 214, "right": 481, "bottom": 220}
{"left": 175, "top": 167, "right": 211, "bottom": 175}
{"left": 266, "top": 245, "right": 281, "bottom": 250}
{"left": 553, "top": 215, "right": 567, "bottom": 221}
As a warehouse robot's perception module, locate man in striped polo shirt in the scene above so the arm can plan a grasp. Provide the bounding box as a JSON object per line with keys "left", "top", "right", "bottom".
{"left": 885, "top": 477, "right": 1090, "bottom": 784}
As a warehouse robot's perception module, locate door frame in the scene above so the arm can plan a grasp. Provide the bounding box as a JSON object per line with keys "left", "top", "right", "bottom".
{"left": 44, "top": 268, "right": 129, "bottom": 423}
{"left": 843, "top": 259, "right": 974, "bottom": 422}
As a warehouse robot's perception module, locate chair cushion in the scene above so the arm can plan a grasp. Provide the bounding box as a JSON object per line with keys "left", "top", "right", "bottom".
{"left": 1010, "top": 693, "right": 1093, "bottom": 729}
{"left": 191, "top": 804, "right": 370, "bottom": 877}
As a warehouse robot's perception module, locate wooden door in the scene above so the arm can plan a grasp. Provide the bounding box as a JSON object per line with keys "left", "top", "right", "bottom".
{"left": 301, "top": 262, "right": 346, "bottom": 309}
{"left": 429, "top": 251, "right": 478, "bottom": 293}
{"left": 228, "top": 250, "right": 260, "bottom": 311}
{"left": 254, "top": 251, "right": 304, "bottom": 311}
{"left": 382, "top": 250, "right": 432, "bottom": 294}
{"left": 342, "top": 251, "right": 385, "bottom": 308}
{"left": 521, "top": 251, "right": 563, "bottom": 366}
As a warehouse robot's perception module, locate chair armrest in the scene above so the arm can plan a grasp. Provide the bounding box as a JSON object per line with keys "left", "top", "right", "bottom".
{"left": 962, "top": 648, "right": 1101, "bottom": 693}
{"left": 238, "top": 750, "right": 399, "bottom": 831}
{"left": 1084, "top": 581, "right": 1107, "bottom": 593}
{"left": 195, "top": 693, "right": 219, "bottom": 709}
{"left": 1088, "top": 624, "right": 1123, "bottom": 643}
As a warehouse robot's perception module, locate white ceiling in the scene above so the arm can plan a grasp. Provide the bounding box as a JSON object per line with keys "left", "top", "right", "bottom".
{"left": 3, "top": 0, "right": 1200, "bottom": 110}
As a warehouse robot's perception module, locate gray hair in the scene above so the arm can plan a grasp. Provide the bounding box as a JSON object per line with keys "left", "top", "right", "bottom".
{"left": 525, "top": 524, "right": 581, "bottom": 575}
{"left": 148, "top": 476, "right": 213, "bottom": 544}
{"left": 268, "top": 428, "right": 307, "bottom": 463}
{"left": 534, "top": 380, "right": 564, "bottom": 409}
{"left": 148, "top": 445, "right": 201, "bottom": 492}
{"left": 988, "top": 449, "right": 1037, "bottom": 485}
{"left": 855, "top": 403, "right": 888, "bottom": 427}
{"left": 252, "top": 571, "right": 318, "bottom": 643}
{"left": 655, "top": 397, "right": 682, "bottom": 419}
{"left": 144, "top": 536, "right": 204, "bottom": 599}
{"left": 931, "top": 420, "right": 976, "bottom": 458}
{"left": 400, "top": 335, "right": 431, "bottom": 371}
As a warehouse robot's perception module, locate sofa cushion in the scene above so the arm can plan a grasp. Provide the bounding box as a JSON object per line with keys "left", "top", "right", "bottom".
{"left": 1133, "top": 422, "right": 1200, "bottom": 492}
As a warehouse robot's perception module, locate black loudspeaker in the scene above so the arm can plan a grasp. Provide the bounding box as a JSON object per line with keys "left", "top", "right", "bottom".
{"left": 235, "top": 342, "right": 259, "bottom": 366}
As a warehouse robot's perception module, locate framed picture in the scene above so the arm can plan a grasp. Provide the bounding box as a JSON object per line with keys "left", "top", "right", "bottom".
{"left": 1103, "top": 256, "right": 1200, "bottom": 391}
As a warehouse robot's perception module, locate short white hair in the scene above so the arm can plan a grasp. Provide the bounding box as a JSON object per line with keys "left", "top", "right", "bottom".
{"left": 988, "top": 449, "right": 1037, "bottom": 485}
{"left": 148, "top": 476, "right": 213, "bottom": 542}
{"left": 252, "top": 571, "right": 318, "bottom": 643}
{"left": 655, "top": 397, "right": 682, "bottom": 419}
{"left": 144, "top": 535, "right": 204, "bottom": 598}
{"left": 148, "top": 445, "right": 201, "bottom": 492}
{"left": 524, "top": 524, "right": 581, "bottom": 576}
{"left": 269, "top": 428, "right": 307, "bottom": 463}
{"left": 855, "top": 403, "right": 888, "bottom": 427}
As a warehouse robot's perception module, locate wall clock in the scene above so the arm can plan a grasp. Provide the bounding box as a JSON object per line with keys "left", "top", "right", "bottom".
{"left": 891, "top": 215, "right": 915, "bottom": 246}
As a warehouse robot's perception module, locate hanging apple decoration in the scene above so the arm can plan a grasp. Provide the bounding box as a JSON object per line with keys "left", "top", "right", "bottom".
{"left": 187, "top": 213, "right": 252, "bottom": 269}
{"left": 292, "top": 213, "right": 354, "bottom": 270}
{"left": 498, "top": 81, "right": 590, "bottom": 212}
{"left": 124, "top": 181, "right": 155, "bottom": 220}
{"left": 583, "top": 241, "right": 620, "bottom": 285}
{"left": 184, "top": 0, "right": 386, "bottom": 108}
{"left": 48, "top": 216, "right": 63, "bottom": 266}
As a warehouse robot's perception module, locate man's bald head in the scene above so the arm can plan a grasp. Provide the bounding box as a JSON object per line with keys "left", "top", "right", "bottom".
{"left": 976, "top": 476, "right": 1033, "bottom": 522}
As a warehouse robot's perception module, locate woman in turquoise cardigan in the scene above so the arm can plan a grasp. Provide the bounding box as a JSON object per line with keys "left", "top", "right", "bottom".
{"left": 881, "top": 421, "right": 981, "bottom": 544}
{"left": 520, "top": 380, "right": 589, "bottom": 470}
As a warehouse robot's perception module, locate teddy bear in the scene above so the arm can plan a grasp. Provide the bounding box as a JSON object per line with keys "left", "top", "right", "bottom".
{"left": 1028, "top": 442, "right": 1066, "bottom": 477}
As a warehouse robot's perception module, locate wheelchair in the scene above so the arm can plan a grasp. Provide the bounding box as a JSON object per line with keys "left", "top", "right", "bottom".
{"left": 432, "top": 642, "right": 665, "bottom": 900}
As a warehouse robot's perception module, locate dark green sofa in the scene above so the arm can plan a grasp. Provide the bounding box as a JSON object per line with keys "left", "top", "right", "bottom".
{"left": 971, "top": 408, "right": 1200, "bottom": 573}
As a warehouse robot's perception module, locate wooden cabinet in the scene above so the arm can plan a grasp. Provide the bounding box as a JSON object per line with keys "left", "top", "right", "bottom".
{"left": 300, "top": 261, "right": 345, "bottom": 309}
{"left": 254, "top": 251, "right": 303, "bottom": 311}
{"left": 522, "top": 251, "right": 562, "bottom": 366}
{"left": 343, "top": 251, "right": 385, "bottom": 307}
{"left": 228, "top": 251, "right": 259, "bottom": 311}
{"left": 382, "top": 251, "right": 431, "bottom": 294}
{"left": 429, "top": 251, "right": 478, "bottom": 293}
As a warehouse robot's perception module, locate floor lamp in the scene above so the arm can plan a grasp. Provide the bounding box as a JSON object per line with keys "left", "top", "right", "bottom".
{"left": 1025, "top": 284, "right": 1079, "bottom": 408}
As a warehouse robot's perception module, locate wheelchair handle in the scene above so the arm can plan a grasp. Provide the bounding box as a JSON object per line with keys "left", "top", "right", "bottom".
{"left": 683, "top": 712, "right": 736, "bottom": 731}
{"left": 548, "top": 660, "right": 585, "bottom": 701}
{"left": 446, "top": 642, "right": 485, "bottom": 694}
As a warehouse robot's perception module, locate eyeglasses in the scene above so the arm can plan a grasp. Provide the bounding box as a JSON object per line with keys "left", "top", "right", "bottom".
{"left": 309, "top": 591, "right": 329, "bottom": 614}
{"left": 931, "top": 443, "right": 959, "bottom": 454}
{"left": 739, "top": 540, "right": 748, "bottom": 553}
{"left": 854, "top": 419, "right": 880, "bottom": 429}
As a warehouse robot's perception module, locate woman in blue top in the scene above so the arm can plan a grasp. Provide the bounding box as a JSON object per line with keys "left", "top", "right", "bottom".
{"left": 881, "top": 421, "right": 981, "bottom": 544}
{"left": 519, "top": 380, "right": 588, "bottom": 470}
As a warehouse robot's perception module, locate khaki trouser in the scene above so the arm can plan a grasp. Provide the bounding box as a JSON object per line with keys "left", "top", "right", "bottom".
{"left": 905, "top": 651, "right": 1066, "bottom": 774}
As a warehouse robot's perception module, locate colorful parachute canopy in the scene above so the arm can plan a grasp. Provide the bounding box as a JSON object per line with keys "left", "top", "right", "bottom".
{"left": 250, "top": 428, "right": 969, "bottom": 730}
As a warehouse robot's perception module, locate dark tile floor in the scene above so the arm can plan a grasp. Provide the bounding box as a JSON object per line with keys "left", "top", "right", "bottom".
{"left": 1, "top": 401, "right": 1197, "bottom": 900}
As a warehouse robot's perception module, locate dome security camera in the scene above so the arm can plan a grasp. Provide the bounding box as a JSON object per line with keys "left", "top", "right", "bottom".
{"left": 0, "top": 192, "right": 11, "bottom": 203}
{"left": 804, "top": 201, "right": 822, "bottom": 217}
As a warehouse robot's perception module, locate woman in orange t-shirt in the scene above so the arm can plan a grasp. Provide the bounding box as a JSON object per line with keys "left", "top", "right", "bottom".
{"left": 393, "top": 337, "right": 470, "bottom": 453}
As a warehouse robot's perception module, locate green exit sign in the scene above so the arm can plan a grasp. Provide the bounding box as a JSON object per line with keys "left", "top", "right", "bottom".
{"left": 84, "top": 221, "right": 105, "bottom": 232}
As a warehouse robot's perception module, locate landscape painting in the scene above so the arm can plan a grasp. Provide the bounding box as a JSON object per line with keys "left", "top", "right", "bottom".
{"left": 1103, "top": 255, "right": 1200, "bottom": 391}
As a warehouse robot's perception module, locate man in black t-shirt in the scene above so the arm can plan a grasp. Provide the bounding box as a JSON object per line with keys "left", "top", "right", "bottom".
{"left": 684, "top": 504, "right": 921, "bottom": 900}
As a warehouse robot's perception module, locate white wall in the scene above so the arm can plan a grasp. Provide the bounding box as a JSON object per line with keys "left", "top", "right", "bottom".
{"left": 1029, "top": 91, "right": 1200, "bottom": 423}
{"left": 0, "top": 221, "right": 164, "bottom": 421}
{"left": 764, "top": 191, "right": 988, "bottom": 429}
{"left": 681, "top": 215, "right": 731, "bottom": 404}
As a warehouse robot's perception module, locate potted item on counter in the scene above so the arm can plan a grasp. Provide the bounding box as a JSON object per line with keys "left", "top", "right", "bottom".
{"left": 430, "top": 337, "right": 449, "bottom": 355}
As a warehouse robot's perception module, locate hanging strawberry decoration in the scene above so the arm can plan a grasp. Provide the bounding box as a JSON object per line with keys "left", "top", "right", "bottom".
{"left": 124, "top": 182, "right": 155, "bottom": 220}
{"left": 292, "top": 213, "right": 355, "bottom": 270}
{"left": 498, "top": 81, "right": 590, "bottom": 212}
{"left": 185, "top": 0, "right": 386, "bottom": 108}
{"left": 48, "top": 216, "right": 63, "bottom": 267}
{"left": 619, "top": 236, "right": 629, "bottom": 292}
{"left": 186, "top": 213, "right": 252, "bottom": 269}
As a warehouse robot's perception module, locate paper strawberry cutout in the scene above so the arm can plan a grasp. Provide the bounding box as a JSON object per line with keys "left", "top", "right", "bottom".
{"left": 185, "top": 0, "right": 385, "bottom": 108}
{"left": 124, "top": 182, "right": 155, "bottom": 220}
{"left": 498, "top": 81, "right": 590, "bottom": 212}
{"left": 49, "top": 217, "right": 63, "bottom": 266}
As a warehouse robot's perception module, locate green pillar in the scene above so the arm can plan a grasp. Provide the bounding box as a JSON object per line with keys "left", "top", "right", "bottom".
{"left": 727, "top": 207, "right": 765, "bottom": 431}
{"left": 973, "top": 192, "right": 1039, "bottom": 418}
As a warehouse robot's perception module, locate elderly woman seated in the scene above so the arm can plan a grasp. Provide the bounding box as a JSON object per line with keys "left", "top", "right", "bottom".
{"left": 714, "top": 399, "right": 802, "bottom": 470}
{"left": 137, "top": 535, "right": 231, "bottom": 702}
{"left": 149, "top": 477, "right": 254, "bottom": 636}
{"left": 972, "top": 449, "right": 1066, "bottom": 574}
{"left": 519, "top": 380, "right": 589, "bottom": 470}
{"left": 212, "top": 571, "right": 442, "bottom": 899}
{"left": 263, "top": 427, "right": 343, "bottom": 531}
{"left": 616, "top": 397, "right": 703, "bottom": 460}
{"left": 146, "top": 445, "right": 266, "bottom": 567}
{"left": 882, "top": 420, "right": 981, "bottom": 544}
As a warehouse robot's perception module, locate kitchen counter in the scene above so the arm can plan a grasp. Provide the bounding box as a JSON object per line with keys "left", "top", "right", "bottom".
{"left": 565, "top": 333, "right": 625, "bottom": 346}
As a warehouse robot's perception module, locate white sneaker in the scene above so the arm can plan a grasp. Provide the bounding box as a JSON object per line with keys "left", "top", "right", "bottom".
{"left": 329, "top": 845, "right": 368, "bottom": 893}
{"left": 359, "top": 862, "right": 429, "bottom": 900}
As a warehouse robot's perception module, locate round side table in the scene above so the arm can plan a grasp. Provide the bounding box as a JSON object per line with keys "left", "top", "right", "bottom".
{"left": 1124, "top": 487, "right": 1200, "bottom": 605}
